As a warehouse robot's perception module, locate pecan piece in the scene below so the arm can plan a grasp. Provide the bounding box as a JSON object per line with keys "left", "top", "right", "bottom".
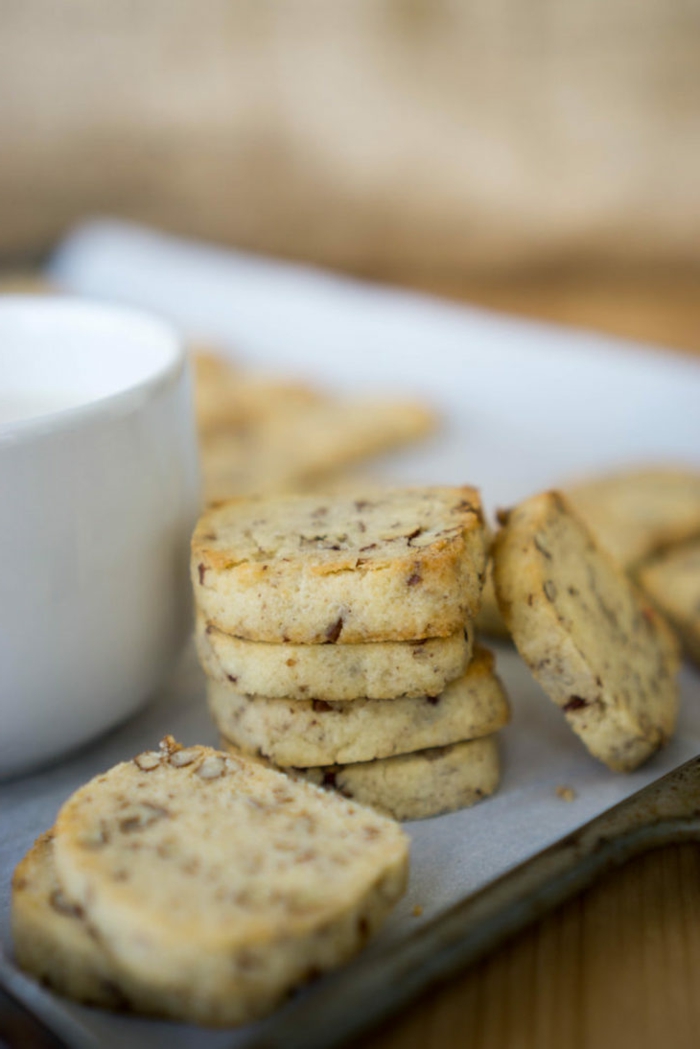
{"left": 563, "top": 695, "right": 589, "bottom": 713}
{"left": 134, "top": 751, "right": 161, "bottom": 772}
{"left": 196, "top": 755, "right": 227, "bottom": 780}
{"left": 169, "top": 747, "right": 199, "bottom": 768}
{"left": 324, "top": 617, "right": 344, "bottom": 643}
{"left": 543, "top": 580, "right": 557, "bottom": 602}
{"left": 50, "top": 889, "right": 83, "bottom": 919}
{"left": 119, "top": 803, "right": 169, "bottom": 833}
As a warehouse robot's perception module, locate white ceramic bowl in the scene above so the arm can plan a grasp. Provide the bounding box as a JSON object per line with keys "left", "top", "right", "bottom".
{"left": 0, "top": 296, "right": 200, "bottom": 778}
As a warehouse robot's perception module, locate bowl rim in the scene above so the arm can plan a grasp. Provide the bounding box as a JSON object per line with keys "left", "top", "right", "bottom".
{"left": 0, "top": 294, "right": 185, "bottom": 444}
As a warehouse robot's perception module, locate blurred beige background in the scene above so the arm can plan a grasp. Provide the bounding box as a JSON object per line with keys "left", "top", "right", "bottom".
{"left": 1, "top": 0, "right": 699, "bottom": 280}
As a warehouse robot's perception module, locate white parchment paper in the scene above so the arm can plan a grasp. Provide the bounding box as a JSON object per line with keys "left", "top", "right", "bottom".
{"left": 2, "top": 221, "right": 700, "bottom": 1048}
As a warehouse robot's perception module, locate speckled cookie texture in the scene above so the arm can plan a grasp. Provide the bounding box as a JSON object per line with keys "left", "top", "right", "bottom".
{"left": 565, "top": 467, "right": 700, "bottom": 570}
{"left": 192, "top": 347, "right": 438, "bottom": 503}
{"left": 209, "top": 645, "right": 510, "bottom": 767}
{"left": 638, "top": 539, "right": 700, "bottom": 666}
{"left": 196, "top": 615, "right": 474, "bottom": 701}
{"left": 493, "top": 491, "right": 680, "bottom": 772}
{"left": 192, "top": 488, "right": 488, "bottom": 643}
{"left": 12, "top": 831, "right": 165, "bottom": 1015}
{"left": 223, "top": 736, "right": 500, "bottom": 822}
{"left": 43, "top": 737, "right": 408, "bottom": 1026}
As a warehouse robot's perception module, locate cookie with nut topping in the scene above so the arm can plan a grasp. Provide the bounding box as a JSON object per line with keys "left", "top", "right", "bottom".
{"left": 209, "top": 645, "right": 509, "bottom": 767}
{"left": 39, "top": 737, "right": 408, "bottom": 1026}
{"left": 493, "top": 491, "right": 680, "bottom": 772}
{"left": 192, "top": 487, "right": 488, "bottom": 644}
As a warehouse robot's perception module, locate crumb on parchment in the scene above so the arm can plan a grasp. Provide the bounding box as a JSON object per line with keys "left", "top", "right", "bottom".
{"left": 556, "top": 785, "right": 577, "bottom": 802}
{"left": 412, "top": 904, "right": 424, "bottom": 918}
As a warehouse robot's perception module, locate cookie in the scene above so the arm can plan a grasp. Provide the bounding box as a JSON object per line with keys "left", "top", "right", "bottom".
{"left": 638, "top": 539, "right": 700, "bottom": 666}
{"left": 192, "top": 349, "right": 322, "bottom": 438}
{"left": 192, "top": 487, "right": 488, "bottom": 644}
{"left": 200, "top": 396, "right": 437, "bottom": 502}
{"left": 474, "top": 561, "right": 510, "bottom": 639}
{"left": 565, "top": 467, "right": 700, "bottom": 569}
{"left": 196, "top": 616, "right": 473, "bottom": 701}
{"left": 209, "top": 645, "right": 509, "bottom": 766}
{"left": 223, "top": 736, "right": 500, "bottom": 822}
{"left": 12, "top": 831, "right": 157, "bottom": 1014}
{"left": 493, "top": 491, "right": 680, "bottom": 772}
{"left": 50, "top": 737, "right": 408, "bottom": 1026}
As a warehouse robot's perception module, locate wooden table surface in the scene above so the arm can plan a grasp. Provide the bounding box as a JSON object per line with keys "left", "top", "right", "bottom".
{"left": 351, "top": 268, "right": 700, "bottom": 1049}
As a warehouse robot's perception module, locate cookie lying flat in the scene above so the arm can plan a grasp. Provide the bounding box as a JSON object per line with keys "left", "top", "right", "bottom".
{"left": 192, "top": 349, "right": 322, "bottom": 438}
{"left": 196, "top": 616, "right": 474, "bottom": 701}
{"left": 49, "top": 738, "right": 408, "bottom": 1027}
{"left": 493, "top": 491, "right": 680, "bottom": 772}
{"left": 209, "top": 645, "right": 510, "bottom": 766}
{"left": 224, "top": 737, "right": 500, "bottom": 822}
{"left": 565, "top": 467, "right": 700, "bottom": 569}
{"left": 192, "top": 488, "right": 487, "bottom": 644}
{"left": 638, "top": 539, "right": 700, "bottom": 666}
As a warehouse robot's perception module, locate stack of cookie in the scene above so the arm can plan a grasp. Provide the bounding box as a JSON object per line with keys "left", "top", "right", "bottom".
{"left": 192, "top": 487, "right": 511, "bottom": 820}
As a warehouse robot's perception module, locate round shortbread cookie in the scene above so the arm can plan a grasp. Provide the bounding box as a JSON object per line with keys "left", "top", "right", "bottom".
{"left": 223, "top": 736, "right": 500, "bottom": 822}
{"left": 638, "top": 538, "right": 700, "bottom": 666}
{"left": 493, "top": 491, "right": 680, "bottom": 772}
{"left": 50, "top": 738, "right": 408, "bottom": 1027}
{"left": 209, "top": 645, "right": 510, "bottom": 767}
{"left": 196, "top": 616, "right": 474, "bottom": 701}
{"left": 191, "top": 487, "right": 487, "bottom": 643}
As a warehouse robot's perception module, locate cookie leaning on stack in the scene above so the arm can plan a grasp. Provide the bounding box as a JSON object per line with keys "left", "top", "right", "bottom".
{"left": 193, "top": 487, "right": 510, "bottom": 820}
{"left": 493, "top": 491, "right": 680, "bottom": 771}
